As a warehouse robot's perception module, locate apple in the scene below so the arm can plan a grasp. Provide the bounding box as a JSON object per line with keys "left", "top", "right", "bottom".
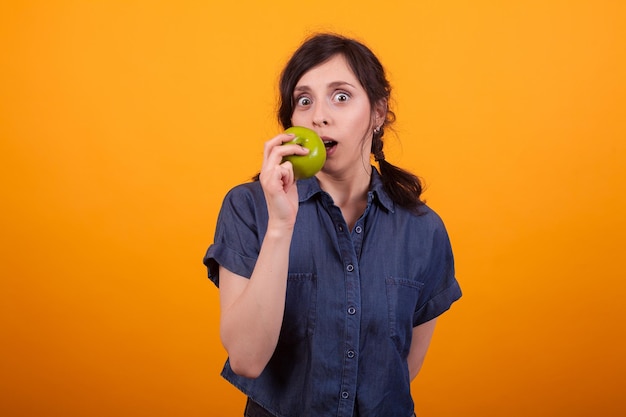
{"left": 281, "top": 126, "right": 326, "bottom": 179}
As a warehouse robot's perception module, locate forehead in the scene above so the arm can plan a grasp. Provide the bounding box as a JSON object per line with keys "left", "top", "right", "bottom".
{"left": 295, "top": 54, "right": 360, "bottom": 88}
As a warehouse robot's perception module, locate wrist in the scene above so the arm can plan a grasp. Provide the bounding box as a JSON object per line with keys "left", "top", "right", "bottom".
{"left": 265, "top": 220, "right": 295, "bottom": 239}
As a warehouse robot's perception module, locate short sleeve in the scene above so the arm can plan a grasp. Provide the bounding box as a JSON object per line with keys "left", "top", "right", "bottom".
{"left": 413, "top": 215, "right": 462, "bottom": 326}
{"left": 203, "top": 183, "right": 268, "bottom": 287}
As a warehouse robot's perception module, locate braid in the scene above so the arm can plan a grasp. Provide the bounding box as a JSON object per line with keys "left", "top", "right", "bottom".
{"left": 371, "top": 130, "right": 425, "bottom": 212}
{"left": 372, "top": 130, "right": 386, "bottom": 162}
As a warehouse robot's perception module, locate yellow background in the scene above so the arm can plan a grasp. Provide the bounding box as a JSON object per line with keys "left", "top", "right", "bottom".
{"left": 1, "top": 1, "right": 625, "bottom": 416}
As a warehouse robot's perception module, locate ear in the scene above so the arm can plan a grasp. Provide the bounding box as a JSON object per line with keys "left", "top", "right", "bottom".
{"left": 373, "top": 99, "right": 387, "bottom": 128}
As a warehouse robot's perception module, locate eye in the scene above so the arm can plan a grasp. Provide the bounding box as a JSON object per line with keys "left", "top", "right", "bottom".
{"left": 296, "top": 96, "right": 312, "bottom": 106}
{"left": 334, "top": 92, "right": 350, "bottom": 103}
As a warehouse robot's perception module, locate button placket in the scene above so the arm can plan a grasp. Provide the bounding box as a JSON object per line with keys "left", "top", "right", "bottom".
{"left": 326, "top": 198, "right": 360, "bottom": 416}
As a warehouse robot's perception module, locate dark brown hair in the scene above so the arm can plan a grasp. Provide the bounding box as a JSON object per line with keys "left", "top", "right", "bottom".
{"left": 278, "top": 33, "right": 425, "bottom": 211}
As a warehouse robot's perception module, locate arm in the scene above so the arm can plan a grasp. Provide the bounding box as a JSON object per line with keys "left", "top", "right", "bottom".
{"left": 408, "top": 318, "right": 437, "bottom": 380}
{"left": 218, "top": 228, "right": 291, "bottom": 378}
{"left": 218, "top": 133, "right": 308, "bottom": 378}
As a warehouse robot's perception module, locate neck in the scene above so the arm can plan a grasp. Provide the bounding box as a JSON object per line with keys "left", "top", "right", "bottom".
{"left": 317, "top": 166, "right": 371, "bottom": 229}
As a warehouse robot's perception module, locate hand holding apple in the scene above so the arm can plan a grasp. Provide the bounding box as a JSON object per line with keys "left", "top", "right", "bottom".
{"left": 281, "top": 126, "right": 326, "bottom": 179}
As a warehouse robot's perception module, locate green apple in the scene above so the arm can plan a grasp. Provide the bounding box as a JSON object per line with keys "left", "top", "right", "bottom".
{"left": 281, "top": 126, "right": 326, "bottom": 179}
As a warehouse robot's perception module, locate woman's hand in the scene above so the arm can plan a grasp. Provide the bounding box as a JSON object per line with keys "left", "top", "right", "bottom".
{"left": 259, "top": 133, "right": 309, "bottom": 230}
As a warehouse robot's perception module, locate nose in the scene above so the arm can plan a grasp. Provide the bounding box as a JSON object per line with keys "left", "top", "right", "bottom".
{"left": 311, "top": 103, "right": 330, "bottom": 128}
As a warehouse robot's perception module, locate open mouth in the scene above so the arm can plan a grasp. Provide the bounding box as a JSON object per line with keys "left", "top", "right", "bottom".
{"left": 323, "top": 140, "right": 337, "bottom": 150}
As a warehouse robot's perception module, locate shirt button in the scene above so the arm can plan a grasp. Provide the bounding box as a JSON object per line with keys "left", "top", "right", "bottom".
{"left": 346, "top": 264, "right": 354, "bottom": 272}
{"left": 355, "top": 226, "right": 362, "bottom": 233}
{"left": 347, "top": 350, "right": 355, "bottom": 358}
{"left": 338, "top": 224, "right": 344, "bottom": 232}
{"left": 341, "top": 391, "right": 349, "bottom": 399}
{"left": 347, "top": 307, "right": 356, "bottom": 315}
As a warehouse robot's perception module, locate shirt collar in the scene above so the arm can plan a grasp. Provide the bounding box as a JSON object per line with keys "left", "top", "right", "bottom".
{"left": 297, "top": 167, "right": 395, "bottom": 213}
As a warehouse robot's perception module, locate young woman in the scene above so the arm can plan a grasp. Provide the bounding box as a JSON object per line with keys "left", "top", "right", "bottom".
{"left": 204, "top": 33, "right": 461, "bottom": 417}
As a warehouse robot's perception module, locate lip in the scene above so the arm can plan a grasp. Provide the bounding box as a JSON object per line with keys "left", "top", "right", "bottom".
{"left": 321, "top": 136, "right": 338, "bottom": 156}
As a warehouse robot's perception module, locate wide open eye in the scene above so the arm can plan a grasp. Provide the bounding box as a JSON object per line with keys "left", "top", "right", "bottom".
{"left": 333, "top": 92, "right": 350, "bottom": 103}
{"left": 296, "top": 96, "right": 312, "bottom": 106}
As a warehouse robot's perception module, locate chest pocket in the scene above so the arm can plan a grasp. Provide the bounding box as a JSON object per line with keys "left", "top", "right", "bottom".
{"left": 279, "top": 273, "right": 317, "bottom": 344}
{"left": 385, "top": 277, "right": 424, "bottom": 356}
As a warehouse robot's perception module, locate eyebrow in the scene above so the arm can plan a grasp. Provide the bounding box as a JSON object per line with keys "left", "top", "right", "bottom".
{"left": 293, "top": 81, "right": 357, "bottom": 93}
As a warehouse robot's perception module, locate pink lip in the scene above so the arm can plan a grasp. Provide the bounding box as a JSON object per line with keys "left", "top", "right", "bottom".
{"left": 321, "top": 136, "right": 337, "bottom": 157}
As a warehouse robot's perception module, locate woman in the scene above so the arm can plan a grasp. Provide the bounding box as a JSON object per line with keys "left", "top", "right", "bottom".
{"left": 204, "top": 33, "right": 461, "bottom": 417}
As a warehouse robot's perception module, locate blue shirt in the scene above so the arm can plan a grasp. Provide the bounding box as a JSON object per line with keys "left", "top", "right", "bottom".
{"left": 204, "top": 168, "right": 461, "bottom": 417}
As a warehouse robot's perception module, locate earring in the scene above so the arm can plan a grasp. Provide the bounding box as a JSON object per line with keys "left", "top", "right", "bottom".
{"left": 374, "top": 126, "right": 381, "bottom": 134}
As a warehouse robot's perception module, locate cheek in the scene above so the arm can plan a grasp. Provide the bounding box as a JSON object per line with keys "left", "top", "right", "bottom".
{"left": 354, "top": 101, "right": 374, "bottom": 124}
{"left": 349, "top": 106, "right": 375, "bottom": 132}
{"left": 290, "top": 110, "right": 307, "bottom": 127}
{"left": 290, "top": 114, "right": 303, "bottom": 126}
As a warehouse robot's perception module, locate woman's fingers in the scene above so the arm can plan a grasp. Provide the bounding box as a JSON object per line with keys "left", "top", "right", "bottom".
{"left": 261, "top": 160, "right": 294, "bottom": 196}
{"left": 261, "top": 133, "right": 309, "bottom": 179}
{"left": 279, "top": 160, "right": 295, "bottom": 191}
{"left": 258, "top": 132, "right": 309, "bottom": 221}
{"left": 262, "top": 133, "right": 292, "bottom": 164}
{"left": 263, "top": 134, "right": 309, "bottom": 166}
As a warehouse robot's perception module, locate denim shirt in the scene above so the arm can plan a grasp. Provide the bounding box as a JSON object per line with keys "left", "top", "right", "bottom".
{"left": 204, "top": 168, "right": 461, "bottom": 417}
